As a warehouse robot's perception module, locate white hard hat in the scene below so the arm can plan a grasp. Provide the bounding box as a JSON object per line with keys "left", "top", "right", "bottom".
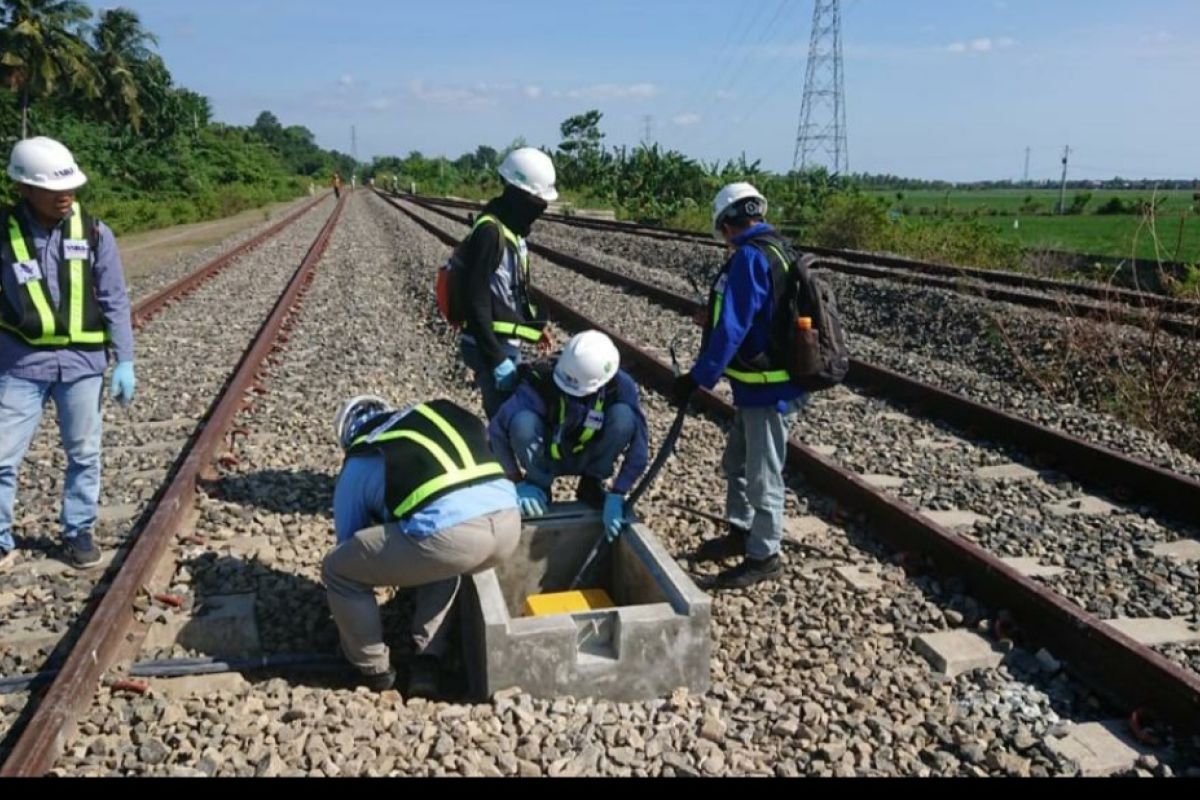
{"left": 554, "top": 331, "right": 620, "bottom": 397}
{"left": 498, "top": 147, "right": 558, "bottom": 203}
{"left": 8, "top": 137, "right": 88, "bottom": 192}
{"left": 334, "top": 395, "right": 392, "bottom": 450}
{"left": 712, "top": 182, "right": 767, "bottom": 241}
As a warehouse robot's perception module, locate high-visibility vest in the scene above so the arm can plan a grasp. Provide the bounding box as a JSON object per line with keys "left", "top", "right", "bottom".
{"left": 527, "top": 364, "right": 614, "bottom": 460}
{"left": 1, "top": 203, "right": 108, "bottom": 349}
{"left": 473, "top": 214, "right": 543, "bottom": 343}
{"left": 704, "top": 234, "right": 793, "bottom": 385}
{"left": 346, "top": 399, "right": 505, "bottom": 520}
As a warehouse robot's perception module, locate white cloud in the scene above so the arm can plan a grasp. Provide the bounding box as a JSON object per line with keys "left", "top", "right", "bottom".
{"left": 367, "top": 98, "right": 393, "bottom": 111}
{"left": 523, "top": 85, "right": 543, "bottom": 99}
{"left": 338, "top": 74, "right": 355, "bottom": 90}
{"left": 946, "top": 36, "right": 1017, "bottom": 54}
{"left": 715, "top": 89, "right": 737, "bottom": 101}
{"left": 564, "top": 82, "right": 659, "bottom": 100}
{"left": 408, "top": 80, "right": 505, "bottom": 107}
{"left": 673, "top": 113, "right": 702, "bottom": 127}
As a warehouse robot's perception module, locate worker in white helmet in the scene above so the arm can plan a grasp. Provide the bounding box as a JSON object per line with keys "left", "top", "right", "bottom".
{"left": 453, "top": 147, "right": 558, "bottom": 418}
{"left": 0, "top": 137, "right": 136, "bottom": 572}
{"left": 672, "top": 183, "right": 808, "bottom": 590}
{"left": 489, "top": 330, "right": 649, "bottom": 543}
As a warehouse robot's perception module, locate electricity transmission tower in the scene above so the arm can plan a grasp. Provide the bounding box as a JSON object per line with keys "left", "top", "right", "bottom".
{"left": 793, "top": 0, "right": 848, "bottom": 174}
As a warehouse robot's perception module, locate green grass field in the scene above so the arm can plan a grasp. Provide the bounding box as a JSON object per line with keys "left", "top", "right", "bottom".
{"left": 871, "top": 189, "right": 1199, "bottom": 262}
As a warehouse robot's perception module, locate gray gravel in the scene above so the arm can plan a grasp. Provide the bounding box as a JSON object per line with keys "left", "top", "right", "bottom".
{"left": 0, "top": 197, "right": 336, "bottom": 761}
{"left": 45, "top": 194, "right": 1200, "bottom": 776}
{"left": 406, "top": 200, "right": 1200, "bottom": 672}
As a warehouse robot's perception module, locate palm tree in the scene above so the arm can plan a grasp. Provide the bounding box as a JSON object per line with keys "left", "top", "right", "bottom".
{"left": 0, "top": 0, "right": 97, "bottom": 137}
{"left": 91, "top": 7, "right": 158, "bottom": 132}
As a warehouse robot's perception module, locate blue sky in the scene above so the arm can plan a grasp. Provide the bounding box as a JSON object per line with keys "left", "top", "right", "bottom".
{"left": 117, "top": 0, "right": 1200, "bottom": 181}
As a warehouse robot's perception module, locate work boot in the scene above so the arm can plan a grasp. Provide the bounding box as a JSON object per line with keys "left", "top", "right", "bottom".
{"left": 576, "top": 476, "right": 606, "bottom": 510}
{"left": 359, "top": 669, "right": 397, "bottom": 693}
{"left": 64, "top": 531, "right": 101, "bottom": 569}
{"left": 407, "top": 655, "right": 441, "bottom": 698}
{"left": 691, "top": 525, "right": 749, "bottom": 562}
{"left": 702, "top": 555, "right": 783, "bottom": 591}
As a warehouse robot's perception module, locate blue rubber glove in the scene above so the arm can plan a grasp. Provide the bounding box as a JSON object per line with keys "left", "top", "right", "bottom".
{"left": 110, "top": 361, "right": 136, "bottom": 407}
{"left": 493, "top": 359, "right": 518, "bottom": 391}
{"left": 603, "top": 493, "right": 626, "bottom": 542}
{"left": 516, "top": 482, "right": 549, "bottom": 518}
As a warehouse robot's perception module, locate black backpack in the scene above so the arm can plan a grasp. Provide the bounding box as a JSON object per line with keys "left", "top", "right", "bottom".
{"left": 751, "top": 238, "right": 850, "bottom": 392}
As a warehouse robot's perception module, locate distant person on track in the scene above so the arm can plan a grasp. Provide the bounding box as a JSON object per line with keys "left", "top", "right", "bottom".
{"left": 488, "top": 331, "right": 648, "bottom": 540}
{"left": 0, "top": 137, "right": 136, "bottom": 572}
{"left": 332, "top": 172, "right": 343, "bottom": 199}
{"left": 323, "top": 395, "right": 520, "bottom": 696}
{"left": 454, "top": 148, "right": 558, "bottom": 418}
{"left": 672, "top": 183, "right": 807, "bottom": 590}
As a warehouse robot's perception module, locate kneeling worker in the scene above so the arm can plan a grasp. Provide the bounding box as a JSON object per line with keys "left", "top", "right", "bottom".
{"left": 322, "top": 396, "right": 520, "bottom": 696}
{"left": 488, "top": 330, "right": 648, "bottom": 542}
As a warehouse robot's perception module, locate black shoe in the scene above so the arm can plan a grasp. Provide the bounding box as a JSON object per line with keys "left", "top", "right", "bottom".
{"left": 702, "top": 555, "right": 783, "bottom": 591}
{"left": 360, "top": 669, "right": 397, "bottom": 692}
{"left": 407, "top": 656, "right": 440, "bottom": 698}
{"left": 64, "top": 531, "right": 101, "bottom": 569}
{"left": 576, "top": 476, "right": 606, "bottom": 510}
{"left": 691, "top": 526, "right": 749, "bottom": 563}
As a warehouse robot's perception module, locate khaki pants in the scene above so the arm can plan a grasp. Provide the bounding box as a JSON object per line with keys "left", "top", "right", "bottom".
{"left": 322, "top": 507, "right": 521, "bottom": 675}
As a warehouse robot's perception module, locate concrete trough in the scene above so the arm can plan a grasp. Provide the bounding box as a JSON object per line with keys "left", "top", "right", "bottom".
{"left": 461, "top": 504, "right": 711, "bottom": 702}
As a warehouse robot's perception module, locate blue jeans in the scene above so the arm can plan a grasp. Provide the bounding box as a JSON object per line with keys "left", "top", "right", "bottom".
{"left": 501, "top": 404, "right": 637, "bottom": 490}
{"left": 0, "top": 373, "right": 104, "bottom": 552}
{"left": 723, "top": 397, "right": 807, "bottom": 560}
{"left": 460, "top": 338, "right": 521, "bottom": 419}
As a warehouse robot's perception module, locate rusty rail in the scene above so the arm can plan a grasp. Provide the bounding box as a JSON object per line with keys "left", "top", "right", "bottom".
{"left": 0, "top": 195, "right": 347, "bottom": 777}
{"left": 383, "top": 192, "right": 1200, "bottom": 731}
{"left": 409, "top": 192, "right": 1200, "bottom": 330}
{"left": 396, "top": 192, "right": 1200, "bottom": 526}
{"left": 132, "top": 194, "right": 328, "bottom": 327}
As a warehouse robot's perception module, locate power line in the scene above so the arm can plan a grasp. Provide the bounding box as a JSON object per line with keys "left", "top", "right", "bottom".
{"left": 676, "top": 0, "right": 800, "bottom": 158}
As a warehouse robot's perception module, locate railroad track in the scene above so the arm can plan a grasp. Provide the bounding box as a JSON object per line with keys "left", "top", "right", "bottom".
{"left": 3, "top": 192, "right": 1194, "bottom": 776}
{"left": 383, "top": 193, "right": 1200, "bottom": 744}
{"left": 411, "top": 193, "right": 1200, "bottom": 337}
{"left": 0, "top": 194, "right": 345, "bottom": 775}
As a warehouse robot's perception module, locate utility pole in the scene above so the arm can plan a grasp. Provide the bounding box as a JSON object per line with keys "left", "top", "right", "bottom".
{"left": 1057, "top": 145, "right": 1071, "bottom": 214}
{"left": 1023, "top": 146, "right": 1030, "bottom": 184}
{"left": 351, "top": 125, "right": 358, "bottom": 163}
{"left": 793, "top": 0, "right": 849, "bottom": 174}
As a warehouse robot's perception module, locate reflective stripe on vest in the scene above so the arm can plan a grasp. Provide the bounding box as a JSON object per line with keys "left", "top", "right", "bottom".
{"left": 351, "top": 403, "right": 505, "bottom": 518}
{"left": 491, "top": 321, "right": 544, "bottom": 343}
{"left": 711, "top": 241, "right": 792, "bottom": 386}
{"left": 67, "top": 204, "right": 105, "bottom": 344}
{"left": 549, "top": 393, "right": 605, "bottom": 460}
{"left": 3, "top": 203, "right": 106, "bottom": 347}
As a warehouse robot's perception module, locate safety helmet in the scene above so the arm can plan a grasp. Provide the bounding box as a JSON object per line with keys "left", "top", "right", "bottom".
{"left": 334, "top": 395, "right": 393, "bottom": 450}
{"left": 498, "top": 147, "right": 558, "bottom": 203}
{"left": 711, "top": 182, "right": 767, "bottom": 241}
{"left": 8, "top": 137, "right": 88, "bottom": 192}
{"left": 554, "top": 331, "right": 620, "bottom": 397}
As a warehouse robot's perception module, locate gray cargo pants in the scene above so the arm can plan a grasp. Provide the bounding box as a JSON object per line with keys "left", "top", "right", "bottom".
{"left": 322, "top": 507, "right": 521, "bottom": 676}
{"left": 723, "top": 397, "right": 806, "bottom": 560}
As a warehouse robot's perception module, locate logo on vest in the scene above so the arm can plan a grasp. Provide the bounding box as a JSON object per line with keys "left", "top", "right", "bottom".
{"left": 64, "top": 239, "right": 90, "bottom": 261}
{"left": 13, "top": 259, "right": 42, "bottom": 285}
{"left": 584, "top": 409, "right": 605, "bottom": 431}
